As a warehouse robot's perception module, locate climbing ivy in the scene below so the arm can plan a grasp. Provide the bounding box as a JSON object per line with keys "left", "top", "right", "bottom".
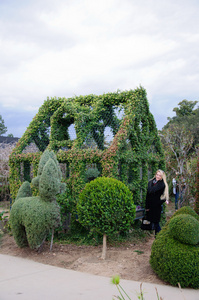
{"left": 9, "top": 87, "right": 165, "bottom": 210}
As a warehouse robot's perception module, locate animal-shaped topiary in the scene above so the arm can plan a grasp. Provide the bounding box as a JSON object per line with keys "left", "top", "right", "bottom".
{"left": 10, "top": 150, "right": 66, "bottom": 250}
{"left": 150, "top": 206, "right": 199, "bottom": 288}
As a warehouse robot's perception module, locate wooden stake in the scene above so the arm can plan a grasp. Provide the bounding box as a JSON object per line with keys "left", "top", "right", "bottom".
{"left": 101, "top": 233, "right": 107, "bottom": 260}
{"left": 50, "top": 228, "right": 54, "bottom": 251}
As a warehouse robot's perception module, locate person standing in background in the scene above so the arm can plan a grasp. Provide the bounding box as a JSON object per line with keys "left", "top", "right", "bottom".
{"left": 172, "top": 172, "right": 179, "bottom": 210}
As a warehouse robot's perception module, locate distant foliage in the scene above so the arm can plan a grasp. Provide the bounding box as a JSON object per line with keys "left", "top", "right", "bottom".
{"left": 160, "top": 100, "right": 199, "bottom": 206}
{"left": 194, "top": 154, "right": 199, "bottom": 215}
{"left": 0, "top": 142, "right": 15, "bottom": 201}
{"left": 0, "top": 114, "right": 7, "bottom": 135}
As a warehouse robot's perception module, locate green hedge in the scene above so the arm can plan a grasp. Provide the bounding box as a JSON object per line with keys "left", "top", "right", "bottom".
{"left": 169, "top": 214, "right": 199, "bottom": 245}
{"left": 150, "top": 206, "right": 199, "bottom": 288}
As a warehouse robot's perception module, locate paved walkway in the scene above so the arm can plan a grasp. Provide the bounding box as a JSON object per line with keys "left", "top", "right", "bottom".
{"left": 0, "top": 254, "right": 198, "bottom": 300}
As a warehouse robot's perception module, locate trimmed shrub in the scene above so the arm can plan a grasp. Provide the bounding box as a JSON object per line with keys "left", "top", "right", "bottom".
{"left": 10, "top": 197, "right": 60, "bottom": 248}
{"left": 150, "top": 206, "right": 199, "bottom": 288}
{"left": 77, "top": 176, "right": 136, "bottom": 259}
{"left": 39, "top": 159, "right": 60, "bottom": 201}
{"left": 169, "top": 214, "right": 199, "bottom": 245}
{"left": 16, "top": 181, "right": 32, "bottom": 200}
{"left": 10, "top": 150, "right": 65, "bottom": 249}
{"left": 171, "top": 205, "right": 199, "bottom": 221}
{"left": 77, "top": 177, "right": 136, "bottom": 236}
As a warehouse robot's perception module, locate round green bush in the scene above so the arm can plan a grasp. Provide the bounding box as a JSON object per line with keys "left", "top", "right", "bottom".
{"left": 171, "top": 205, "right": 199, "bottom": 221}
{"left": 150, "top": 207, "right": 199, "bottom": 288}
{"left": 169, "top": 214, "right": 199, "bottom": 245}
{"left": 77, "top": 177, "right": 136, "bottom": 236}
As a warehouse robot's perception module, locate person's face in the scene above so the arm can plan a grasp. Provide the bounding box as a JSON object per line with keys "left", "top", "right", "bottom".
{"left": 155, "top": 171, "right": 162, "bottom": 181}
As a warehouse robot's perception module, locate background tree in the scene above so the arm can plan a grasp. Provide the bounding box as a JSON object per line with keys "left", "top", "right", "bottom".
{"left": 0, "top": 115, "right": 7, "bottom": 136}
{"left": 160, "top": 100, "right": 198, "bottom": 208}
{"left": 164, "top": 100, "right": 199, "bottom": 148}
{"left": 0, "top": 143, "right": 15, "bottom": 200}
{"left": 194, "top": 154, "right": 199, "bottom": 215}
{"left": 172, "top": 99, "right": 198, "bottom": 117}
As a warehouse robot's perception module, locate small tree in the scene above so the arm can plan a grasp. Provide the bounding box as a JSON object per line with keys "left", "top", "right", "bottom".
{"left": 0, "top": 115, "right": 7, "bottom": 136}
{"left": 77, "top": 177, "right": 136, "bottom": 259}
{"left": 160, "top": 124, "right": 194, "bottom": 207}
{"left": 0, "top": 142, "right": 16, "bottom": 200}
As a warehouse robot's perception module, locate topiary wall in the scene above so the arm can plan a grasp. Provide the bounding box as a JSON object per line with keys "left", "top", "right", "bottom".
{"left": 9, "top": 87, "right": 165, "bottom": 213}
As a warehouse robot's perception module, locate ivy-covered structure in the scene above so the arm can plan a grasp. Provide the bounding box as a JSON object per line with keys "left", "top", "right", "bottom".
{"left": 9, "top": 86, "right": 165, "bottom": 207}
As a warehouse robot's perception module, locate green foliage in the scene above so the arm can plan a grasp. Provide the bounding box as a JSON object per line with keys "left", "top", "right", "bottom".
{"left": 172, "top": 100, "right": 198, "bottom": 117}
{"left": 195, "top": 155, "right": 199, "bottom": 215}
{"left": 10, "top": 197, "right": 60, "bottom": 248}
{"left": 160, "top": 100, "right": 199, "bottom": 208}
{"left": 77, "top": 177, "right": 136, "bottom": 236}
{"left": 9, "top": 87, "right": 165, "bottom": 230}
{"left": 111, "top": 276, "right": 163, "bottom": 300}
{"left": 85, "top": 168, "right": 100, "bottom": 182}
{"left": 150, "top": 206, "right": 199, "bottom": 288}
{"left": 39, "top": 159, "right": 60, "bottom": 201}
{"left": 169, "top": 214, "right": 199, "bottom": 245}
{"left": 10, "top": 150, "right": 65, "bottom": 249}
{"left": 171, "top": 205, "right": 199, "bottom": 221}
{"left": 0, "top": 114, "right": 7, "bottom": 135}
{"left": 16, "top": 181, "right": 32, "bottom": 200}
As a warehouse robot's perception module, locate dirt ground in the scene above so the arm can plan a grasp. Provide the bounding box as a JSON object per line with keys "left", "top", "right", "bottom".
{"left": 0, "top": 233, "right": 167, "bottom": 285}
{"left": 0, "top": 201, "right": 175, "bottom": 286}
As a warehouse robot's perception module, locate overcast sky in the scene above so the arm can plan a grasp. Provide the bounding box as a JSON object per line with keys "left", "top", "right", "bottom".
{"left": 0, "top": 0, "right": 199, "bottom": 138}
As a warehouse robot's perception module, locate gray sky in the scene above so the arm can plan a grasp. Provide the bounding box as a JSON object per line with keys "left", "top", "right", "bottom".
{"left": 0, "top": 0, "right": 199, "bottom": 137}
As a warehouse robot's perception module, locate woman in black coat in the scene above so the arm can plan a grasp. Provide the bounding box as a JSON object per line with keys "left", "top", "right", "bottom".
{"left": 145, "top": 169, "right": 169, "bottom": 235}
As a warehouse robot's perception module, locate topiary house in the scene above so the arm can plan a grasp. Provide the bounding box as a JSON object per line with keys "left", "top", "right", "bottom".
{"left": 9, "top": 86, "right": 165, "bottom": 211}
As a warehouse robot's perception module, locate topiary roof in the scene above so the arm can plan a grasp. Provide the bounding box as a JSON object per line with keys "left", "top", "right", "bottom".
{"left": 10, "top": 86, "right": 162, "bottom": 155}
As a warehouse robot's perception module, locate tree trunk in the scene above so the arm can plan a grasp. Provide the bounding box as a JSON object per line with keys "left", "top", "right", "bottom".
{"left": 50, "top": 229, "right": 54, "bottom": 251}
{"left": 101, "top": 233, "right": 107, "bottom": 260}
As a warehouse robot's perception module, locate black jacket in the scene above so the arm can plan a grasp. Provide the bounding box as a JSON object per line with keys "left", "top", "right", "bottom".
{"left": 145, "top": 179, "right": 165, "bottom": 223}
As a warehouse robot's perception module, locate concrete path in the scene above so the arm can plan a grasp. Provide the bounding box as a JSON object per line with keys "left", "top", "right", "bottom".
{"left": 0, "top": 254, "right": 198, "bottom": 300}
